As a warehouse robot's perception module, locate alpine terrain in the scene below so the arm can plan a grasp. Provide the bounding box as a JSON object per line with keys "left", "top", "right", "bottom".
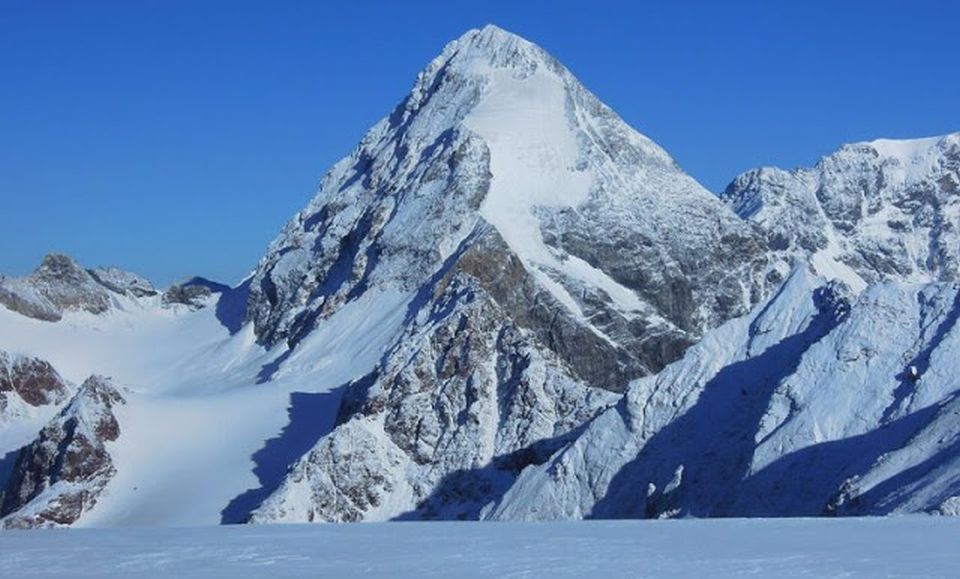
{"left": 1, "top": 25, "right": 959, "bottom": 528}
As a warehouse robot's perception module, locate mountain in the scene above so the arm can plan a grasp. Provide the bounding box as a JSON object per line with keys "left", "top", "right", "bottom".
{"left": 0, "top": 254, "right": 157, "bottom": 322}
{"left": 0, "top": 25, "right": 958, "bottom": 528}
{"left": 1, "top": 352, "right": 71, "bottom": 425}
{"left": 248, "top": 25, "right": 772, "bottom": 384}
{"left": 487, "top": 268, "right": 960, "bottom": 519}
{"left": 244, "top": 24, "right": 772, "bottom": 523}
{"left": 0, "top": 352, "right": 73, "bottom": 477}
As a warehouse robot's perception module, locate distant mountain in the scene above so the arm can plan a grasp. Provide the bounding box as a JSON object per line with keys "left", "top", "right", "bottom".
{"left": 0, "top": 254, "right": 157, "bottom": 322}
{"left": 0, "top": 25, "right": 958, "bottom": 528}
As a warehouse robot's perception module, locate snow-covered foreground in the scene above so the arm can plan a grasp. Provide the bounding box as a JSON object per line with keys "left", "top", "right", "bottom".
{"left": 0, "top": 518, "right": 956, "bottom": 577}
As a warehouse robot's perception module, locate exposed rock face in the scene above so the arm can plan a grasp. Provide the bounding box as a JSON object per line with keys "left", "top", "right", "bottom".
{"left": 0, "top": 376, "right": 124, "bottom": 529}
{"left": 252, "top": 230, "right": 618, "bottom": 523}
{"left": 0, "top": 352, "right": 71, "bottom": 423}
{"left": 162, "top": 277, "right": 227, "bottom": 309}
{"left": 0, "top": 254, "right": 157, "bottom": 321}
{"left": 722, "top": 133, "right": 960, "bottom": 286}
{"left": 243, "top": 25, "right": 775, "bottom": 523}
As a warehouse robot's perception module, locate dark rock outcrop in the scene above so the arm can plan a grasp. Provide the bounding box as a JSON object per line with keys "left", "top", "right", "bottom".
{"left": 161, "top": 277, "right": 229, "bottom": 309}
{"left": 0, "top": 376, "right": 124, "bottom": 529}
{"left": 0, "top": 351, "right": 71, "bottom": 420}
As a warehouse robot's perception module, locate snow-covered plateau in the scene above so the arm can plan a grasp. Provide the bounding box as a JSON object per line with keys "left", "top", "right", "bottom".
{"left": 1, "top": 518, "right": 958, "bottom": 578}
{"left": 2, "top": 23, "right": 960, "bottom": 536}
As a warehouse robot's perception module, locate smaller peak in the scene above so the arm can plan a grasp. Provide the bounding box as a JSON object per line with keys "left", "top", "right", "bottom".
{"left": 33, "top": 253, "right": 89, "bottom": 282}
{"left": 78, "top": 374, "right": 120, "bottom": 397}
{"left": 68, "top": 375, "right": 125, "bottom": 424}
{"left": 37, "top": 253, "right": 81, "bottom": 271}
{"left": 180, "top": 276, "right": 230, "bottom": 293}
{"left": 866, "top": 135, "right": 941, "bottom": 157}
{"left": 88, "top": 266, "right": 157, "bottom": 298}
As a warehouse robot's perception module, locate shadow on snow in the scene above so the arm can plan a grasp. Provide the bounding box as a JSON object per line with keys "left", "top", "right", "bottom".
{"left": 220, "top": 388, "right": 344, "bottom": 524}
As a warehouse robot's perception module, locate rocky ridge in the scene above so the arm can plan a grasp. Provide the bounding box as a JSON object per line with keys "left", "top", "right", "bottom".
{"left": 0, "top": 351, "right": 72, "bottom": 425}
{"left": 722, "top": 133, "right": 960, "bottom": 289}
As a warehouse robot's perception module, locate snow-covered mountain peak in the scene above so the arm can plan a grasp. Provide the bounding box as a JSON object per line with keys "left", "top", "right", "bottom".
{"left": 33, "top": 253, "right": 86, "bottom": 281}
{"left": 826, "top": 132, "right": 960, "bottom": 188}
{"left": 1, "top": 375, "right": 124, "bottom": 529}
{"left": 249, "top": 25, "right": 769, "bottom": 364}
{"left": 240, "top": 26, "right": 772, "bottom": 523}
{"left": 451, "top": 24, "right": 545, "bottom": 68}
{"left": 403, "top": 24, "right": 676, "bottom": 180}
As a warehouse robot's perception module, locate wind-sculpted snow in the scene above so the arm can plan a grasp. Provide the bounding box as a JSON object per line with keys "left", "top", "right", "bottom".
{"left": 2, "top": 518, "right": 959, "bottom": 577}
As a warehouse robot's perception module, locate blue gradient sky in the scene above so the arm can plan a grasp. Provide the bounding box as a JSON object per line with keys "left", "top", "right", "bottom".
{"left": 2, "top": 0, "right": 958, "bottom": 285}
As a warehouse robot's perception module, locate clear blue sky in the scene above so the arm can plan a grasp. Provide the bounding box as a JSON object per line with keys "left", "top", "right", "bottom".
{"left": 2, "top": 1, "right": 957, "bottom": 286}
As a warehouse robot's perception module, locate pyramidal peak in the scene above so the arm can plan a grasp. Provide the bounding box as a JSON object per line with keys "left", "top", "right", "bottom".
{"left": 454, "top": 24, "right": 542, "bottom": 63}
{"left": 249, "top": 23, "right": 770, "bottom": 364}
{"left": 405, "top": 24, "right": 676, "bottom": 170}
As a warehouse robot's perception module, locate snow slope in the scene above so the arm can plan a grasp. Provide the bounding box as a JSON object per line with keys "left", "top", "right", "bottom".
{"left": 488, "top": 268, "right": 960, "bottom": 520}
{"left": 0, "top": 518, "right": 957, "bottom": 577}
{"left": 0, "top": 281, "right": 411, "bottom": 526}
